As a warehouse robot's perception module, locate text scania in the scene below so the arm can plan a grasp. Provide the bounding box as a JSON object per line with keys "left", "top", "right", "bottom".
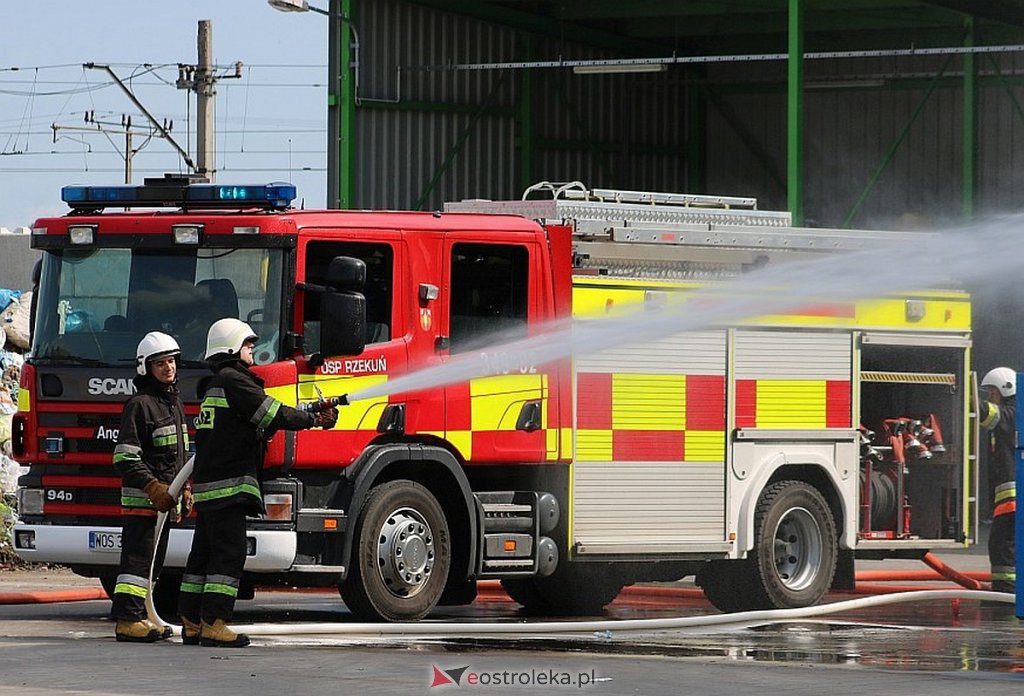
{"left": 321, "top": 356, "right": 387, "bottom": 375}
{"left": 87, "top": 378, "right": 135, "bottom": 396}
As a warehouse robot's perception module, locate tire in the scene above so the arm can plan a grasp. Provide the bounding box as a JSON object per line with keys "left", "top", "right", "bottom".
{"left": 747, "top": 480, "right": 837, "bottom": 609}
{"left": 340, "top": 480, "right": 451, "bottom": 622}
{"left": 501, "top": 565, "right": 624, "bottom": 616}
{"left": 695, "top": 560, "right": 751, "bottom": 613}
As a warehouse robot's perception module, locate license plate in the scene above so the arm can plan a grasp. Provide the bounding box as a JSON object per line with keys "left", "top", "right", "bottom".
{"left": 88, "top": 531, "right": 122, "bottom": 553}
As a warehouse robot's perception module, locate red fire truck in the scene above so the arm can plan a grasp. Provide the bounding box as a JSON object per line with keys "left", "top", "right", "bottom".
{"left": 11, "top": 177, "right": 976, "bottom": 621}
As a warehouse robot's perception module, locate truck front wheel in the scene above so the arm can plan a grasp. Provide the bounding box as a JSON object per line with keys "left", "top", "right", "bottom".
{"left": 340, "top": 479, "right": 451, "bottom": 621}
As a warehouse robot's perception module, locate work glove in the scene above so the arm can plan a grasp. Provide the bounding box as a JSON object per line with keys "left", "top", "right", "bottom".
{"left": 180, "top": 484, "right": 194, "bottom": 520}
{"left": 314, "top": 406, "right": 339, "bottom": 430}
{"left": 143, "top": 479, "right": 176, "bottom": 513}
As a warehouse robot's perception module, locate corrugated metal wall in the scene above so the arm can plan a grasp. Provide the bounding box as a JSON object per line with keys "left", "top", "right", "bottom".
{"left": 357, "top": 2, "right": 1024, "bottom": 228}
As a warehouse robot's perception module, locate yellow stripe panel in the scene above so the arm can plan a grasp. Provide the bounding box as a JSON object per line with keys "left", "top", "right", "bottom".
{"left": 446, "top": 430, "right": 472, "bottom": 460}
{"left": 297, "top": 374, "right": 389, "bottom": 431}
{"left": 576, "top": 429, "right": 613, "bottom": 461}
{"left": 17, "top": 387, "right": 29, "bottom": 413}
{"left": 546, "top": 428, "right": 559, "bottom": 460}
{"left": 572, "top": 277, "right": 970, "bottom": 330}
{"left": 612, "top": 374, "right": 686, "bottom": 430}
{"left": 470, "top": 374, "right": 546, "bottom": 431}
{"left": 560, "top": 427, "right": 574, "bottom": 460}
{"left": 756, "top": 380, "right": 826, "bottom": 428}
{"left": 685, "top": 430, "right": 726, "bottom": 461}
{"left": 572, "top": 287, "right": 646, "bottom": 317}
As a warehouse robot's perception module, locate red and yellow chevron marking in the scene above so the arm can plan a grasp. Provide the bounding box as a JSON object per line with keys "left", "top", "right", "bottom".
{"left": 735, "top": 379, "right": 851, "bottom": 428}
{"left": 443, "top": 374, "right": 554, "bottom": 462}
{"left": 575, "top": 371, "right": 726, "bottom": 462}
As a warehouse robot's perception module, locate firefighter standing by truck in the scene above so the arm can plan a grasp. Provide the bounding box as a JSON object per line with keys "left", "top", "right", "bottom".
{"left": 177, "top": 318, "right": 338, "bottom": 647}
{"left": 111, "top": 332, "right": 189, "bottom": 643}
{"left": 978, "top": 367, "right": 1018, "bottom": 595}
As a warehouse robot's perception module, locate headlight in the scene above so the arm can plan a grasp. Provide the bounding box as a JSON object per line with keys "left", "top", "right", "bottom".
{"left": 68, "top": 225, "right": 95, "bottom": 245}
{"left": 172, "top": 225, "right": 202, "bottom": 244}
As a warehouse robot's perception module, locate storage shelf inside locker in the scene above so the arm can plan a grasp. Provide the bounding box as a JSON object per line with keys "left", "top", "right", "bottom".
{"left": 857, "top": 341, "right": 968, "bottom": 541}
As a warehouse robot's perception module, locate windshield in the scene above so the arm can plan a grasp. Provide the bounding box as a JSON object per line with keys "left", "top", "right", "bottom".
{"left": 32, "top": 247, "right": 285, "bottom": 365}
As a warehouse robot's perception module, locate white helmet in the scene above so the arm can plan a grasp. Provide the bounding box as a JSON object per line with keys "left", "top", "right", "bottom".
{"left": 981, "top": 366, "right": 1016, "bottom": 398}
{"left": 136, "top": 331, "right": 180, "bottom": 376}
{"left": 205, "top": 317, "right": 258, "bottom": 359}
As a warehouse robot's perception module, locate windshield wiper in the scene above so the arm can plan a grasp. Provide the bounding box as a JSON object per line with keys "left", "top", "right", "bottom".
{"left": 32, "top": 355, "right": 113, "bottom": 367}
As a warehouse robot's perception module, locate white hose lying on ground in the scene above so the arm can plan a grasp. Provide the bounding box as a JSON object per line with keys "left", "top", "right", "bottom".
{"left": 144, "top": 456, "right": 194, "bottom": 633}
{"left": 142, "top": 471, "right": 1014, "bottom": 636}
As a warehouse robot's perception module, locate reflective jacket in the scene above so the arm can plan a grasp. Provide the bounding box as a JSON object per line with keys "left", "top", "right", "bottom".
{"left": 112, "top": 375, "right": 188, "bottom": 512}
{"left": 193, "top": 360, "right": 314, "bottom": 514}
{"left": 979, "top": 396, "right": 1016, "bottom": 517}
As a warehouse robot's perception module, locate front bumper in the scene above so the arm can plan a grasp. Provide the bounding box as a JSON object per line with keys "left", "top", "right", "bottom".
{"left": 11, "top": 523, "right": 298, "bottom": 572}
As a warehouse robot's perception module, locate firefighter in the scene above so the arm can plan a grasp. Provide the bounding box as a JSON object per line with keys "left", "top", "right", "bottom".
{"left": 178, "top": 317, "right": 338, "bottom": 647}
{"left": 978, "top": 366, "right": 1017, "bottom": 595}
{"left": 111, "top": 331, "right": 189, "bottom": 642}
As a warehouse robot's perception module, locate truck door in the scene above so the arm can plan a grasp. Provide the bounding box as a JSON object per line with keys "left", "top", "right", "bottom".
{"left": 441, "top": 236, "right": 554, "bottom": 463}
{"left": 293, "top": 233, "right": 408, "bottom": 467}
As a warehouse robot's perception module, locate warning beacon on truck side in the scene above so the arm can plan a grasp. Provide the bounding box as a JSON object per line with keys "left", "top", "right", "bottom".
{"left": 12, "top": 176, "right": 976, "bottom": 619}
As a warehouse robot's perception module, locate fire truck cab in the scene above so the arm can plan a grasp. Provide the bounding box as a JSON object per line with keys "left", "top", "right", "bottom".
{"left": 11, "top": 177, "right": 976, "bottom": 620}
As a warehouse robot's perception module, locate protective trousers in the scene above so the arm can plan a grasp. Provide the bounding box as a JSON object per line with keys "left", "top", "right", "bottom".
{"left": 989, "top": 512, "right": 1017, "bottom": 594}
{"left": 177, "top": 505, "right": 247, "bottom": 624}
{"left": 110, "top": 513, "right": 170, "bottom": 621}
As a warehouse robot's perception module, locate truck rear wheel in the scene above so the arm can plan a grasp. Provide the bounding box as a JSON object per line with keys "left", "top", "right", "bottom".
{"left": 340, "top": 480, "right": 451, "bottom": 622}
{"left": 501, "top": 565, "right": 624, "bottom": 615}
{"left": 748, "top": 480, "right": 837, "bottom": 610}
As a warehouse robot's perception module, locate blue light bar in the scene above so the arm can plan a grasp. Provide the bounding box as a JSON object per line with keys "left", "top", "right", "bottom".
{"left": 60, "top": 179, "right": 297, "bottom": 212}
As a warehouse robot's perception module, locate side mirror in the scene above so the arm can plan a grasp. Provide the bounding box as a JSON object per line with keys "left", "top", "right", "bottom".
{"left": 320, "top": 291, "right": 366, "bottom": 357}
{"left": 311, "top": 256, "right": 367, "bottom": 357}
{"left": 326, "top": 256, "right": 366, "bottom": 291}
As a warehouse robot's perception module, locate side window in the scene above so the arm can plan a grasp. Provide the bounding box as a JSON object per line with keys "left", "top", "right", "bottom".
{"left": 303, "top": 241, "right": 393, "bottom": 354}
{"left": 450, "top": 243, "right": 529, "bottom": 354}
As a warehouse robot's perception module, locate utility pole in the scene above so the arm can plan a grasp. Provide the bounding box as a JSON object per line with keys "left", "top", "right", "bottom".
{"left": 196, "top": 20, "right": 215, "bottom": 180}
{"left": 52, "top": 111, "right": 176, "bottom": 184}
{"left": 177, "top": 20, "right": 242, "bottom": 182}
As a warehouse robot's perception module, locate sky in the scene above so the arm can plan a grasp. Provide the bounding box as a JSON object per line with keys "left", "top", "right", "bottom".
{"left": 2, "top": 0, "right": 330, "bottom": 228}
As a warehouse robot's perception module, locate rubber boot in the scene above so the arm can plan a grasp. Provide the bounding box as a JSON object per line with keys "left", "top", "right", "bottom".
{"left": 180, "top": 617, "right": 201, "bottom": 645}
{"left": 115, "top": 619, "right": 163, "bottom": 643}
{"left": 145, "top": 619, "right": 173, "bottom": 641}
{"left": 199, "top": 619, "right": 251, "bottom": 648}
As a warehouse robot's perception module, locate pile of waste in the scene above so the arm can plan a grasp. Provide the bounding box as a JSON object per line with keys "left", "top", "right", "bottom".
{"left": 1, "top": 288, "right": 30, "bottom": 567}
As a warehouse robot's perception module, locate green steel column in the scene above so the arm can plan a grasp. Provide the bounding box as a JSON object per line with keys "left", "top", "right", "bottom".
{"left": 963, "top": 17, "right": 977, "bottom": 222}
{"left": 518, "top": 35, "right": 535, "bottom": 194}
{"left": 328, "top": 0, "right": 355, "bottom": 209}
{"left": 787, "top": 0, "right": 804, "bottom": 225}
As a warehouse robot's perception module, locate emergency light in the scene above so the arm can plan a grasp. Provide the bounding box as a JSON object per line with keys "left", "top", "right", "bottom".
{"left": 61, "top": 178, "right": 297, "bottom": 212}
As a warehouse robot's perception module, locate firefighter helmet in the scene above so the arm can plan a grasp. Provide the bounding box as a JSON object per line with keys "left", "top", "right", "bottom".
{"left": 136, "top": 331, "right": 181, "bottom": 376}
{"left": 981, "top": 366, "right": 1016, "bottom": 398}
{"left": 205, "top": 317, "right": 258, "bottom": 360}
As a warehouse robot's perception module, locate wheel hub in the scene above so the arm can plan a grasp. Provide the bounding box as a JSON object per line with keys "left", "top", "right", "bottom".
{"left": 376, "top": 507, "right": 435, "bottom": 598}
{"left": 772, "top": 506, "right": 823, "bottom": 592}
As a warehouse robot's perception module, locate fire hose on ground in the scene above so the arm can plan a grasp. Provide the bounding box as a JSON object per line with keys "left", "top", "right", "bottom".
{"left": 3, "top": 455, "right": 1015, "bottom": 633}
